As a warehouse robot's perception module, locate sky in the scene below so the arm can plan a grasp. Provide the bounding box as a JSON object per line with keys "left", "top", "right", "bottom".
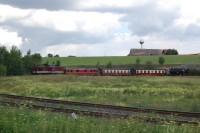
{"left": 0, "top": 0, "right": 200, "bottom": 56}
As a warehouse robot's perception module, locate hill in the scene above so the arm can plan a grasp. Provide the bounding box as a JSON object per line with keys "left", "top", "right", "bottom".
{"left": 43, "top": 55, "right": 200, "bottom": 66}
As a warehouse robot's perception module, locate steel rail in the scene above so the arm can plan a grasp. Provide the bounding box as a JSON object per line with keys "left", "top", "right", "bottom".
{"left": 0, "top": 94, "right": 199, "bottom": 125}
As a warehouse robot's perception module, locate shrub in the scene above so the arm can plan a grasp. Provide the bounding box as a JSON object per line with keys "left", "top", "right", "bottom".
{"left": 165, "top": 49, "right": 178, "bottom": 55}
{"left": 56, "top": 60, "right": 61, "bottom": 66}
{"left": 0, "top": 64, "right": 7, "bottom": 76}
{"left": 136, "top": 58, "right": 140, "bottom": 65}
{"left": 158, "top": 56, "right": 165, "bottom": 65}
{"left": 106, "top": 61, "right": 112, "bottom": 68}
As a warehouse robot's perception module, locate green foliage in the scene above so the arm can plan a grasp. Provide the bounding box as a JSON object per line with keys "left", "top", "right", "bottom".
{"left": 158, "top": 56, "right": 165, "bottom": 65}
{"left": 0, "top": 76, "right": 199, "bottom": 112}
{"left": 6, "top": 46, "right": 24, "bottom": 75}
{"left": 54, "top": 54, "right": 59, "bottom": 57}
{"left": 136, "top": 58, "right": 140, "bottom": 65}
{"left": 165, "top": 49, "right": 178, "bottom": 55}
{"left": 0, "top": 106, "right": 198, "bottom": 133}
{"left": 0, "top": 46, "right": 42, "bottom": 75}
{"left": 56, "top": 60, "right": 61, "bottom": 66}
{"left": 0, "top": 64, "right": 7, "bottom": 76}
{"left": 106, "top": 61, "right": 112, "bottom": 68}
{"left": 0, "top": 46, "right": 9, "bottom": 65}
{"left": 23, "top": 53, "right": 42, "bottom": 74}
{"left": 48, "top": 53, "right": 53, "bottom": 57}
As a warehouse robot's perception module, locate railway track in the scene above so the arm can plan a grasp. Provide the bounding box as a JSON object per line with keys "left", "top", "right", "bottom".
{"left": 0, "top": 93, "right": 199, "bottom": 125}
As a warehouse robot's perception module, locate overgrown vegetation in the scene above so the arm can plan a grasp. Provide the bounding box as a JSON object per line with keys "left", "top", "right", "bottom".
{"left": 0, "top": 75, "right": 199, "bottom": 112}
{"left": 159, "top": 56, "right": 165, "bottom": 65}
{"left": 0, "top": 106, "right": 199, "bottom": 133}
{"left": 0, "top": 46, "right": 42, "bottom": 76}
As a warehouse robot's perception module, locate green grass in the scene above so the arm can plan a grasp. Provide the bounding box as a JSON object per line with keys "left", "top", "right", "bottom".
{"left": 0, "top": 106, "right": 199, "bottom": 133}
{"left": 43, "top": 55, "right": 200, "bottom": 66}
{"left": 0, "top": 75, "right": 199, "bottom": 112}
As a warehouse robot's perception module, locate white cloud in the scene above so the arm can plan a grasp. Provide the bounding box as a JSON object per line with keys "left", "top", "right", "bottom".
{"left": 20, "top": 10, "right": 123, "bottom": 34}
{"left": 0, "top": 5, "right": 31, "bottom": 22}
{"left": 0, "top": 0, "right": 200, "bottom": 56}
{"left": 0, "top": 27, "right": 22, "bottom": 48}
{"left": 79, "top": 0, "right": 151, "bottom": 9}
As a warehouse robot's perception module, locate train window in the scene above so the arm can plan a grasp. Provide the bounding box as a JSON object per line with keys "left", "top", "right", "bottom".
{"left": 119, "top": 70, "right": 121, "bottom": 73}
{"left": 76, "top": 70, "right": 79, "bottom": 72}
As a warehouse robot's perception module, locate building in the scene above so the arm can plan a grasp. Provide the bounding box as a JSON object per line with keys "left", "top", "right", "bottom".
{"left": 128, "top": 49, "right": 167, "bottom": 56}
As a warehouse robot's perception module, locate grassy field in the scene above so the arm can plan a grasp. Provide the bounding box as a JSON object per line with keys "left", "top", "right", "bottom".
{"left": 0, "top": 75, "right": 199, "bottom": 112}
{"left": 43, "top": 55, "right": 200, "bottom": 66}
{"left": 0, "top": 106, "right": 199, "bottom": 133}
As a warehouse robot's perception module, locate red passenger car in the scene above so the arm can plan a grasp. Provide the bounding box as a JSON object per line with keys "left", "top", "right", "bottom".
{"left": 32, "top": 66, "right": 65, "bottom": 74}
{"left": 65, "top": 68, "right": 98, "bottom": 76}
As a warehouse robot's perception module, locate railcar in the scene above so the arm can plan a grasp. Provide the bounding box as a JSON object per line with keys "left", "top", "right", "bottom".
{"left": 32, "top": 66, "right": 65, "bottom": 74}
{"left": 135, "top": 69, "right": 167, "bottom": 76}
{"left": 65, "top": 68, "right": 99, "bottom": 76}
{"left": 32, "top": 66, "right": 188, "bottom": 76}
{"left": 101, "top": 69, "right": 135, "bottom": 76}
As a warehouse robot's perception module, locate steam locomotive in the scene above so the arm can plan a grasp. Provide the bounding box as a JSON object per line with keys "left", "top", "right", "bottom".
{"left": 32, "top": 66, "right": 189, "bottom": 76}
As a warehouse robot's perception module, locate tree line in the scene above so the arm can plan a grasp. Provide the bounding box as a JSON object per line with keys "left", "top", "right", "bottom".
{"left": 0, "top": 46, "right": 42, "bottom": 76}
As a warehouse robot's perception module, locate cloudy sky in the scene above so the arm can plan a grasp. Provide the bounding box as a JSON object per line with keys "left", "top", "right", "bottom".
{"left": 0, "top": 0, "right": 200, "bottom": 56}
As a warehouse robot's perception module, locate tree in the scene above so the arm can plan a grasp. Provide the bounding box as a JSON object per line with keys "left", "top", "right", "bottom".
{"left": 106, "top": 61, "right": 112, "bottom": 68}
{"left": 158, "top": 56, "right": 165, "bottom": 65}
{"left": 0, "top": 64, "right": 7, "bottom": 76}
{"left": 31, "top": 53, "right": 42, "bottom": 66}
{"left": 165, "top": 49, "right": 178, "bottom": 55}
{"left": 48, "top": 53, "right": 53, "bottom": 57}
{"left": 136, "top": 58, "right": 140, "bottom": 65}
{"left": 56, "top": 60, "right": 61, "bottom": 66}
{"left": 0, "top": 46, "right": 9, "bottom": 65}
{"left": 44, "top": 61, "right": 49, "bottom": 66}
{"left": 6, "top": 46, "right": 24, "bottom": 75}
{"left": 23, "top": 53, "right": 42, "bottom": 74}
{"left": 54, "top": 54, "right": 59, "bottom": 57}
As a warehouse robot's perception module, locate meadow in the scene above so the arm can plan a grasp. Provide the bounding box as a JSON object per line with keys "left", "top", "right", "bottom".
{"left": 0, "top": 105, "right": 199, "bottom": 133}
{"left": 0, "top": 75, "right": 199, "bottom": 112}
{"left": 43, "top": 55, "right": 200, "bottom": 66}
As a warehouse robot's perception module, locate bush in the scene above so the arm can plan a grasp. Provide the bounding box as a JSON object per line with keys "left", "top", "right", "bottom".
{"left": 165, "top": 49, "right": 178, "bottom": 55}
{"left": 158, "top": 56, "right": 165, "bottom": 65}
{"left": 48, "top": 53, "right": 53, "bottom": 57}
{"left": 136, "top": 58, "right": 140, "bottom": 65}
{"left": 56, "top": 60, "right": 61, "bottom": 66}
{"left": 0, "top": 64, "right": 7, "bottom": 76}
{"left": 106, "top": 61, "right": 112, "bottom": 68}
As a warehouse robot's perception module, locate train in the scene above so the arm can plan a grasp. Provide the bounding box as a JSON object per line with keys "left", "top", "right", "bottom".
{"left": 32, "top": 66, "right": 189, "bottom": 76}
